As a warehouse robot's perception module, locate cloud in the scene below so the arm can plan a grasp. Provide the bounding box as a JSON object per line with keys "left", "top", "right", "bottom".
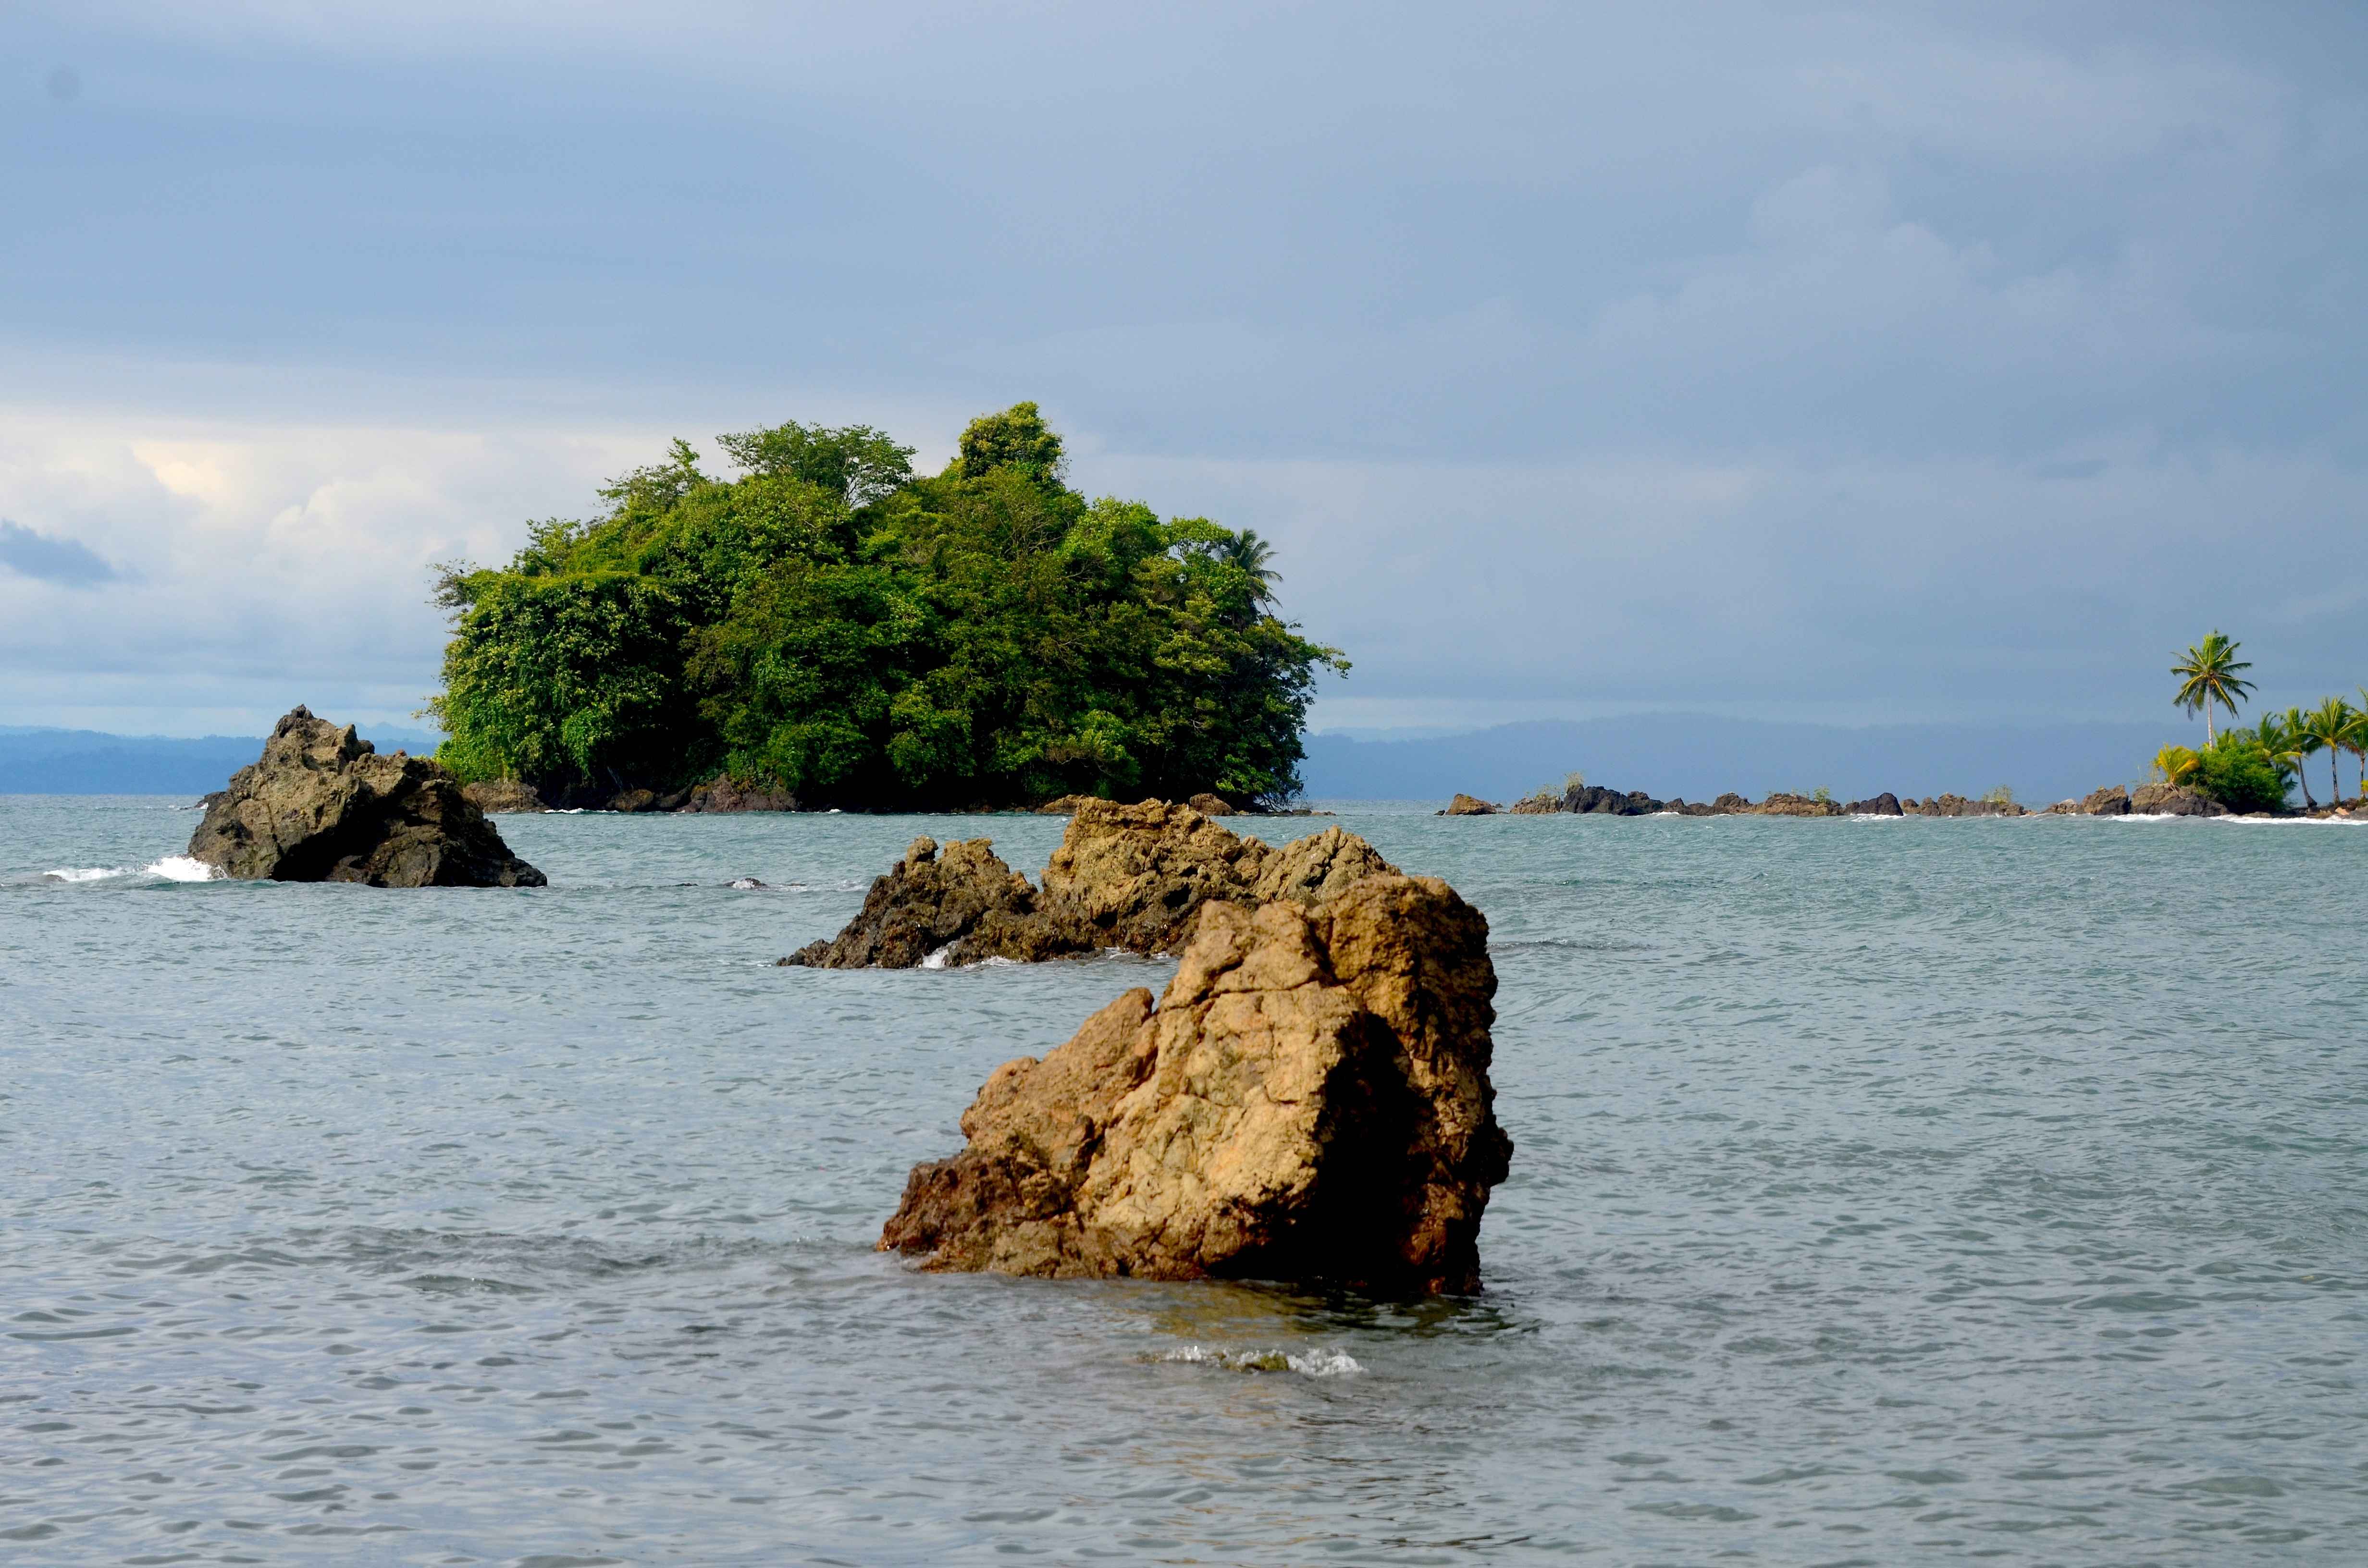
{"left": 0, "top": 519, "right": 124, "bottom": 586}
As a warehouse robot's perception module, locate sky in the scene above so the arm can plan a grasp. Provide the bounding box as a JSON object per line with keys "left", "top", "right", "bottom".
{"left": 3, "top": 1, "right": 2364, "bottom": 737}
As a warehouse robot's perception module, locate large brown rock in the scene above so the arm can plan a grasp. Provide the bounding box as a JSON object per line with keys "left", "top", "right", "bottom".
{"left": 683, "top": 772, "right": 799, "bottom": 812}
{"left": 786, "top": 800, "right": 1400, "bottom": 968}
{"left": 2080, "top": 785, "right": 2133, "bottom": 816}
{"left": 188, "top": 707, "right": 544, "bottom": 887}
{"left": 780, "top": 837, "right": 1066, "bottom": 968}
{"left": 1442, "top": 793, "right": 1498, "bottom": 815}
{"left": 462, "top": 778, "right": 547, "bottom": 814}
{"left": 879, "top": 872, "right": 1511, "bottom": 1292}
{"left": 2130, "top": 783, "right": 2227, "bottom": 817}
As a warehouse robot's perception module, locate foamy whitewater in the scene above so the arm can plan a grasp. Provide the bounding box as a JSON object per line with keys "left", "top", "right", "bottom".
{"left": 4, "top": 793, "right": 2365, "bottom": 1564}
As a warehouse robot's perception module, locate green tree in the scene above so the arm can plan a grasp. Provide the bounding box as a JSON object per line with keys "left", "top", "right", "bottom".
{"left": 715, "top": 420, "right": 915, "bottom": 506}
{"left": 950, "top": 401, "right": 1065, "bottom": 485}
{"left": 2298, "top": 697, "right": 2356, "bottom": 807}
{"left": 2170, "top": 630, "right": 2255, "bottom": 741}
{"left": 2195, "top": 731, "right": 2289, "bottom": 814}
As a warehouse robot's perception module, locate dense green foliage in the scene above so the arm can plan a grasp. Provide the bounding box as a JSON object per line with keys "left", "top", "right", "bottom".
{"left": 2194, "top": 731, "right": 2290, "bottom": 815}
{"left": 431, "top": 404, "right": 1345, "bottom": 807}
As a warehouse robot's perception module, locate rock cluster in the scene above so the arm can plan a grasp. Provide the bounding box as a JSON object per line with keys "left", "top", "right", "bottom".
{"left": 877, "top": 871, "right": 1513, "bottom": 1293}
{"left": 188, "top": 707, "right": 545, "bottom": 887}
{"left": 1900, "top": 794, "right": 2025, "bottom": 817}
{"left": 784, "top": 800, "right": 1398, "bottom": 968}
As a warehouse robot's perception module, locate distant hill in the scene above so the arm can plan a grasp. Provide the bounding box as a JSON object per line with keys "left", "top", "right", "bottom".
{"left": 1300, "top": 714, "right": 2191, "bottom": 806}
{"left": 0, "top": 725, "right": 443, "bottom": 795}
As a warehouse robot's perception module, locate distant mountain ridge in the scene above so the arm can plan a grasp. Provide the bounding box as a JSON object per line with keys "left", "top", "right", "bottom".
{"left": 0, "top": 724, "right": 443, "bottom": 795}
{"left": 2, "top": 713, "right": 2197, "bottom": 805}
{"left": 1299, "top": 715, "right": 2193, "bottom": 807}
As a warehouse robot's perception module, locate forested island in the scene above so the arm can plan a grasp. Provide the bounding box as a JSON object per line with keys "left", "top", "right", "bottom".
{"left": 430, "top": 404, "right": 1342, "bottom": 810}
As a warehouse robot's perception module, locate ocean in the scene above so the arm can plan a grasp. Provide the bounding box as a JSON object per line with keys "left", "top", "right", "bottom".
{"left": 4, "top": 795, "right": 2365, "bottom": 1565}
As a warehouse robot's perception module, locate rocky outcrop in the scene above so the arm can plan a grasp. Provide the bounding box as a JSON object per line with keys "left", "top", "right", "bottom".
{"left": 462, "top": 778, "right": 547, "bottom": 814}
{"left": 1906, "top": 794, "right": 2025, "bottom": 818}
{"left": 2080, "top": 785, "right": 2133, "bottom": 816}
{"left": 1742, "top": 792, "right": 1845, "bottom": 817}
{"left": 188, "top": 707, "right": 545, "bottom": 887}
{"left": 784, "top": 800, "right": 1399, "bottom": 968}
{"left": 780, "top": 837, "right": 1070, "bottom": 968}
{"left": 1845, "top": 793, "right": 1903, "bottom": 816}
{"left": 1036, "top": 794, "right": 1102, "bottom": 815}
{"left": 2130, "top": 783, "right": 2227, "bottom": 817}
{"left": 1441, "top": 793, "right": 1497, "bottom": 815}
{"left": 1186, "top": 792, "right": 1237, "bottom": 817}
{"left": 683, "top": 772, "right": 799, "bottom": 812}
{"left": 878, "top": 872, "right": 1512, "bottom": 1293}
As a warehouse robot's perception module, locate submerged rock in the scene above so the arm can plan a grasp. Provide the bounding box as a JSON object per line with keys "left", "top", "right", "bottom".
{"left": 187, "top": 706, "right": 545, "bottom": 887}
{"left": 462, "top": 778, "right": 547, "bottom": 814}
{"left": 878, "top": 872, "right": 1512, "bottom": 1293}
{"left": 782, "top": 800, "right": 1400, "bottom": 969}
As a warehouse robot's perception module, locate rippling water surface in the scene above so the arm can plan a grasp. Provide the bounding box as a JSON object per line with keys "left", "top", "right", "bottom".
{"left": 5, "top": 796, "right": 2366, "bottom": 1565}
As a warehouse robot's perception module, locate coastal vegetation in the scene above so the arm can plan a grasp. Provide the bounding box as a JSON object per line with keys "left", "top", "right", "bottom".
{"left": 428, "top": 404, "right": 1343, "bottom": 808}
{"left": 2160, "top": 632, "right": 2365, "bottom": 812}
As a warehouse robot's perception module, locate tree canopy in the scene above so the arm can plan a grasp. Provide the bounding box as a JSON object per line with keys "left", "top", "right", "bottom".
{"left": 429, "top": 405, "right": 1345, "bottom": 808}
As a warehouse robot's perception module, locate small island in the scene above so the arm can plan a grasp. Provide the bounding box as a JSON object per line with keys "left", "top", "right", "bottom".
{"left": 428, "top": 404, "right": 1339, "bottom": 814}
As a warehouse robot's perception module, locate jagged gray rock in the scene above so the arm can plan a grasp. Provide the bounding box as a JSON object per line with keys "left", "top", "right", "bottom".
{"left": 188, "top": 707, "right": 544, "bottom": 887}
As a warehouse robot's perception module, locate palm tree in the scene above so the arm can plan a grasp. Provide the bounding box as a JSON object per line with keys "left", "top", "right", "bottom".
{"left": 2153, "top": 744, "right": 2201, "bottom": 787}
{"left": 2349, "top": 691, "right": 2368, "bottom": 804}
{"left": 1219, "top": 530, "right": 1281, "bottom": 602}
{"left": 2259, "top": 709, "right": 2315, "bottom": 808}
{"left": 2298, "top": 697, "right": 2353, "bottom": 807}
{"left": 2170, "top": 631, "right": 2255, "bottom": 741}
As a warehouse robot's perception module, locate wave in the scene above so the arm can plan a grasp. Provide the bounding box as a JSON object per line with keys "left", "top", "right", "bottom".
{"left": 43, "top": 865, "right": 131, "bottom": 882}
{"left": 41, "top": 857, "right": 220, "bottom": 884}
{"left": 1150, "top": 1344, "right": 1363, "bottom": 1377}
{"left": 148, "top": 856, "right": 221, "bottom": 881}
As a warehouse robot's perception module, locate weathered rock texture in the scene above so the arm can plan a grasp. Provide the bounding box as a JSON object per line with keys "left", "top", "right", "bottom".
{"left": 1441, "top": 793, "right": 1497, "bottom": 816}
{"left": 1845, "top": 793, "right": 1904, "bottom": 816}
{"left": 683, "top": 772, "right": 799, "bottom": 812}
{"left": 2080, "top": 785, "right": 2133, "bottom": 816}
{"left": 2130, "top": 783, "right": 2228, "bottom": 817}
{"left": 784, "top": 800, "right": 1399, "bottom": 968}
{"left": 1186, "top": 792, "right": 1237, "bottom": 816}
{"left": 1905, "top": 794, "right": 2025, "bottom": 818}
{"left": 462, "top": 778, "right": 547, "bottom": 814}
{"left": 878, "top": 872, "right": 1512, "bottom": 1292}
{"left": 189, "top": 707, "right": 545, "bottom": 887}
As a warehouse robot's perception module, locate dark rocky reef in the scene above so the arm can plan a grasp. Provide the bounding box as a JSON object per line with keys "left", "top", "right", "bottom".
{"left": 188, "top": 707, "right": 544, "bottom": 887}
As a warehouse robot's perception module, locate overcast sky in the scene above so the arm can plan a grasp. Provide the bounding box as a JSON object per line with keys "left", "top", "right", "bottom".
{"left": 5, "top": 1, "right": 2364, "bottom": 736}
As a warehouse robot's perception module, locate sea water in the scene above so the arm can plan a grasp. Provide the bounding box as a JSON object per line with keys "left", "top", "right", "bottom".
{"left": 3, "top": 795, "right": 2365, "bottom": 1565}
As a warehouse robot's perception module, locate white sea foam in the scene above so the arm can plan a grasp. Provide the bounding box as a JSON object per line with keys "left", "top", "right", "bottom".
{"left": 1153, "top": 1345, "right": 1363, "bottom": 1377}
{"left": 919, "top": 943, "right": 956, "bottom": 970}
{"left": 44, "top": 866, "right": 131, "bottom": 882}
{"left": 146, "top": 856, "right": 221, "bottom": 882}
